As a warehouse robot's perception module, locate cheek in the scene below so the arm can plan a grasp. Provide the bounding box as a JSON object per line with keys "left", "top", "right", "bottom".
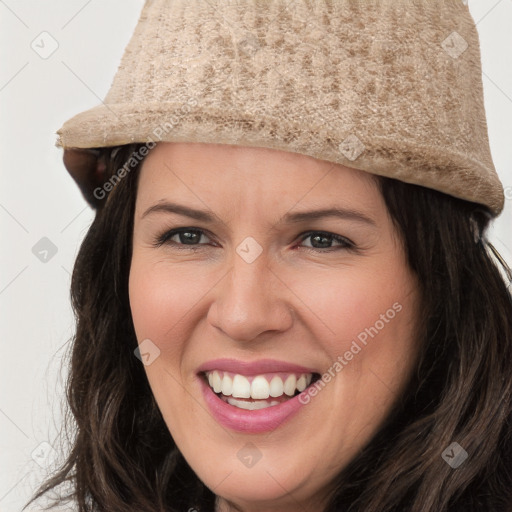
{"left": 128, "top": 257, "right": 207, "bottom": 347}
{"left": 288, "top": 263, "right": 413, "bottom": 346}
{"left": 128, "top": 257, "right": 206, "bottom": 431}
{"left": 288, "top": 261, "right": 419, "bottom": 405}
{"left": 294, "top": 267, "right": 418, "bottom": 441}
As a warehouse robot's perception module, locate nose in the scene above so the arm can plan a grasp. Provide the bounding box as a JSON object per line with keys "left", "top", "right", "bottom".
{"left": 207, "top": 250, "right": 294, "bottom": 343}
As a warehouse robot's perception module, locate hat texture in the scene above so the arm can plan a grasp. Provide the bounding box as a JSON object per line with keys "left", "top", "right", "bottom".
{"left": 57, "top": 0, "right": 505, "bottom": 216}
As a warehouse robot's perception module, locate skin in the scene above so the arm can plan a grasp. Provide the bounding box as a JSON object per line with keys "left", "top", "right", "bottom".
{"left": 128, "top": 142, "right": 421, "bottom": 512}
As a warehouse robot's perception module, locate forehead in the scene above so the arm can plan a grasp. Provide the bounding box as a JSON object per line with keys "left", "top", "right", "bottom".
{"left": 135, "top": 142, "right": 383, "bottom": 216}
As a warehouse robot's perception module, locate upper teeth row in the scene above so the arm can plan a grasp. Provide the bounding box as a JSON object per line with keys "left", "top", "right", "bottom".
{"left": 206, "top": 371, "right": 313, "bottom": 399}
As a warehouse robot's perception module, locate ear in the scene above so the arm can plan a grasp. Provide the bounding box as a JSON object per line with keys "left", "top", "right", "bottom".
{"left": 62, "top": 148, "right": 107, "bottom": 209}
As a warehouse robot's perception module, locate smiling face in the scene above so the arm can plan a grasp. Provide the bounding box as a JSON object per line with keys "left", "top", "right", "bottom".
{"left": 128, "top": 142, "right": 421, "bottom": 512}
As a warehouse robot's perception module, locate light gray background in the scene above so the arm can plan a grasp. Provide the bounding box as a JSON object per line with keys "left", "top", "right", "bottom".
{"left": 1, "top": 1, "right": 511, "bottom": 511}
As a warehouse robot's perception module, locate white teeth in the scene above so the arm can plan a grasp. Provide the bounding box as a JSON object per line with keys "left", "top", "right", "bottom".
{"left": 269, "top": 375, "right": 284, "bottom": 397}
{"left": 206, "top": 370, "right": 315, "bottom": 399}
{"left": 251, "top": 376, "right": 270, "bottom": 399}
{"left": 296, "top": 374, "right": 307, "bottom": 392}
{"left": 232, "top": 374, "right": 251, "bottom": 398}
{"left": 212, "top": 371, "right": 222, "bottom": 393}
{"left": 283, "top": 375, "right": 297, "bottom": 396}
{"left": 221, "top": 374, "right": 233, "bottom": 396}
{"left": 226, "top": 397, "right": 280, "bottom": 410}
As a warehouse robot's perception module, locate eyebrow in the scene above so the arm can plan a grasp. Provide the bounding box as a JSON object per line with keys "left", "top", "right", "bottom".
{"left": 142, "top": 202, "right": 216, "bottom": 222}
{"left": 141, "top": 201, "right": 376, "bottom": 227}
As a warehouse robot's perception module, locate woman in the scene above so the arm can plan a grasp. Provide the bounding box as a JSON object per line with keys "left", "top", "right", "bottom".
{"left": 26, "top": 1, "right": 512, "bottom": 511}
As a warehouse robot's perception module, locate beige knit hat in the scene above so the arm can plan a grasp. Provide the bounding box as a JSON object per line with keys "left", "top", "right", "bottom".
{"left": 56, "top": 0, "right": 505, "bottom": 216}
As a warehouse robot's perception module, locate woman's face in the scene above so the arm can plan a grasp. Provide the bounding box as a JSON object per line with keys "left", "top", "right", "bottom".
{"left": 129, "top": 142, "right": 421, "bottom": 512}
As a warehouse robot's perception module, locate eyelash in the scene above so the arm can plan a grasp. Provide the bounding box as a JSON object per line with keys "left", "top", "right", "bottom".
{"left": 153, "top": 227, "right": 356, "bottom": 253}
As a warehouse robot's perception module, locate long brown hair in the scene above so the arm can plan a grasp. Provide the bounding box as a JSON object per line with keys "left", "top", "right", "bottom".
{"left": 25, "top": 144, "right": 512, "bottom": 512}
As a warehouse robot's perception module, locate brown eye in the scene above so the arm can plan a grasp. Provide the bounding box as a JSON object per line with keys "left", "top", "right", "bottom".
{"left": 154, "top": 228, "right": 212, "bottom": 248}
{"left": 299, "top": 231, "right": 355, "bottom": 251}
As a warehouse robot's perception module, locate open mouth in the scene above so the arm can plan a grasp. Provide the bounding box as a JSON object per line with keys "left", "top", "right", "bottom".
{"left": 202, "top": 370, "right": 322, "bottom": 410}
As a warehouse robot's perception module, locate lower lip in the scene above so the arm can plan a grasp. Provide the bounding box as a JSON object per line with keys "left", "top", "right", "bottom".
{"left": 199, "top": 375, "right": 309, "bottom": 433}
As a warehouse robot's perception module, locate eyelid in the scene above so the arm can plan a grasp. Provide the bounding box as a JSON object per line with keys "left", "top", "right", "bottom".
{"left": 154, "top": 227, "right": 215, "bottom": 248}
{"left": 299, "top": 230, "right": 355, "bottom": 250}
{"left": 153, "top": 227, "right": 357, "bottom": 252}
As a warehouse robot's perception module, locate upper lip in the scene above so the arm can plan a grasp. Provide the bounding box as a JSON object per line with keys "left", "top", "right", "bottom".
{"left": 196, "top": 358, "right": 319, "bottom": 376}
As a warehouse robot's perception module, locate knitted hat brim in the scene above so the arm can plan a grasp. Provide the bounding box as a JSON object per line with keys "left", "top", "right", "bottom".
{"left": 57, "top": 101, "right": 504, "bottom": 216}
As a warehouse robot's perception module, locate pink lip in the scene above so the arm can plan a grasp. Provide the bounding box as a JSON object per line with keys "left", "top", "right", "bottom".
{"left": 196, "top": 358, "right": 318, "bottom": 376}
{"left": 198, "top": 375, "right": 309, "bottom": 433}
